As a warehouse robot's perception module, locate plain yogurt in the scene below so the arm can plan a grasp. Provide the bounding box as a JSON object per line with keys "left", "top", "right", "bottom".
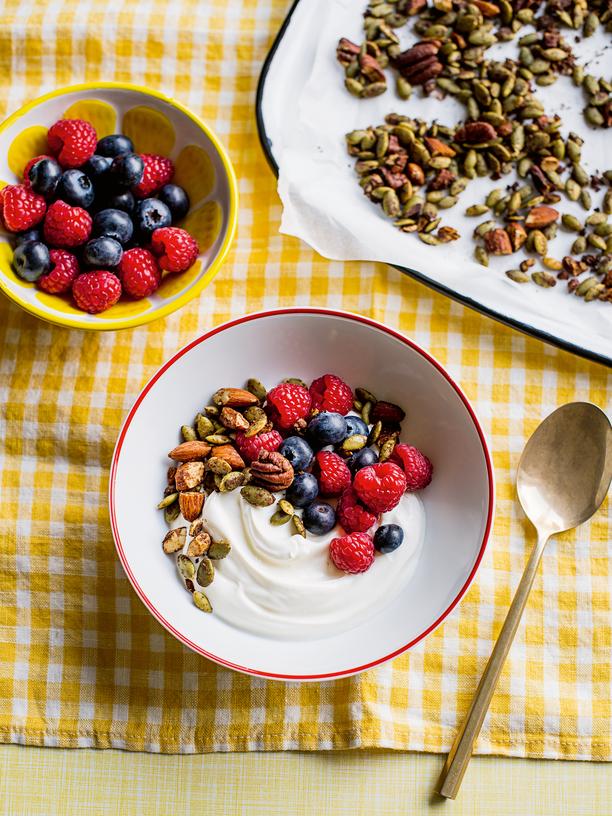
{"left": 197, "top": 488, "right": 426, "bottom": 639}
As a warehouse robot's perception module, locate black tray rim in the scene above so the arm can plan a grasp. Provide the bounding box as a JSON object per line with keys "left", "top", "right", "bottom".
{"left": 254, "top": 0, "right": 610, "bottom": 369}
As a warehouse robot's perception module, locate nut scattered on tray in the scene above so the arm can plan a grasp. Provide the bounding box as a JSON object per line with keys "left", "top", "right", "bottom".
{"left": 338, "top": 0, "right": 612, "bottom": 301}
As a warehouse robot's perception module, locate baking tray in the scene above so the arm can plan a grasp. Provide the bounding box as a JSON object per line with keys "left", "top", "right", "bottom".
{"left": 256, "top": 0, "right": 611, "bottom": 367}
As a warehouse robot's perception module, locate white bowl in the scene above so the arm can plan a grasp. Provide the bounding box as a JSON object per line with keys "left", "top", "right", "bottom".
{"left": 110, "top": 309, "right": 494, "bottom": 680}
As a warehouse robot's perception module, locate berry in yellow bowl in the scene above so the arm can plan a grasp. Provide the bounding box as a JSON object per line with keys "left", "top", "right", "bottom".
{"left": 0, "top": 82, "right": 237, "bottom": 330}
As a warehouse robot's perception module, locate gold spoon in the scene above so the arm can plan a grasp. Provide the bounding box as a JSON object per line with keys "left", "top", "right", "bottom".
{"left": 437, "top": 402, "right": 612, "bottom": 800}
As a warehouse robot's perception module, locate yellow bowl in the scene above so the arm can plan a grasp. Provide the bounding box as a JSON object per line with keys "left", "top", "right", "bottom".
{"left": 0, "top": 82, "right": 238, "bottom": 330}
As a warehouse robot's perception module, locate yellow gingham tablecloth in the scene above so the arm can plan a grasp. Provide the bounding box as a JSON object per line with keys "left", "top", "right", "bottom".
{"left": 0, "top": 0, "right": 611, "bottom": 759}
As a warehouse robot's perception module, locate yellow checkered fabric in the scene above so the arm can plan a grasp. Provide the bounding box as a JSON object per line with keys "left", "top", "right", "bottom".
{"left": 0, "top": 0, "right": 611, "bottom": 759}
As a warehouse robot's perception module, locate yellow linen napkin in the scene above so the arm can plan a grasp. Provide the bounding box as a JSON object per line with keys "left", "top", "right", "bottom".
{"left": 0, "top": 0, "right": 611, "bottom": 758}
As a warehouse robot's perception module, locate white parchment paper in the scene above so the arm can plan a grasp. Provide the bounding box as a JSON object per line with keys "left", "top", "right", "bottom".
{"left": 276, "top": 0, "right": 612, "bottom": 359}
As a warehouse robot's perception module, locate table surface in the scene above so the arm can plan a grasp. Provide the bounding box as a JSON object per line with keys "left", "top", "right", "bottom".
{"left": 1, "top": 0, "right": 611, "bottom": 809}
{"left": 2, "top": 744, "right": 610, "bottom": 815}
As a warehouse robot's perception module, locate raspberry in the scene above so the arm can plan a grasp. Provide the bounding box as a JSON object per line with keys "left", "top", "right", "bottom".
{"left": 329, "top": 532, "right": 375, "bottom": 574}
{"left": 119, "top": 248, "right": 161, "bottom": 298}
{"left": 234, "top": 430, "right": 283, "bottom": 463}
{"left": 72, "top": 270, "right": 121, "bottom": 314}
{"left": 38, "top": 249, "right": 80, "bottom": 294}
{"left": 309, "top": 374, "right": 353, "bottom": 414}
{"left": 353, "top": 462, "right": 407, "bottom": 513}
{"left": 43, "top": 200, "right": 92, "bottom": 247}
{"left": 390, "top": 444, "right": 433, "bottom": 491}
{"left": 133, "top": 153, "right": 174, "bottom": 198}
{"left": 314, "top": 450, "right": 351, "bottom": 497}
{"left": 23, "top": 155, "right": 52, "bottom": 187}
{"left": 151, "top": 227, "right": 199, "bottom": 273}
{"left": 0, "top": 184, "right": 46, "bottom": 232}
{"left": 47, "top": 119, "right": 97, "bottom": 168}
{"left": 337, "top": 487, "right": 378, "bottom": 533}
{"left": 266, "top": 383, "right": 312, "bottom": 430}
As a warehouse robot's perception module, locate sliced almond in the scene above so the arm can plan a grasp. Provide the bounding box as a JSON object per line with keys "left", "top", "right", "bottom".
{"left": 212, "top": 387, "right": 259, "bottom": 408}
{"left": 175, "top": 461, "right": 205, "bottom": 491}
{"left": 168, "top": 441, "right": 212, "bottom": 461}
{"left": 162, "top": 527, "right": 186, "bottom": 554}
{"left": 212, "top": 444, "right": 245, "bottom": 470}
{"left": 187, "top": 532, "right": 211, "bottom": 557}
{"left": 179, "top": 491, "right": 205, "bottom": 521}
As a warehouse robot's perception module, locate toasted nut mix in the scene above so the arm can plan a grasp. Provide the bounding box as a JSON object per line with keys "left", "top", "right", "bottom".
{"left": 175, "top": 461, "right": 205, "bottom": 491}
{"left": 179, "top": 491, "right": 204, "bottom": 522}
{"left": 162, "top": 527, "right": 186, "bottom": 554}
{"left": 212, "top": 444, "right": 245, "bottom": 470}
{"left": 212, "top": 388, "right": 259, "bottom": 408}
{"left": 187, "top": 532, "right": 211, "bottom": 557}
{"left": 219, "top": 406, "right": 249, "bottom": 431}
{"left": 168, "top": 441, "right": 211, "bottom": 461}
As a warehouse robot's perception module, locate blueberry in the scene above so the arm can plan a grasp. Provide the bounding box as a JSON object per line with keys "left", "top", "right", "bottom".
{"left": 286, "top": 473, "right": 319, "bottom": 508}
{"left": 93, "top": 208, "right": 133, "bottom": 245}
{"left": 83, "top": 236, "right": 123, "bottom": 268}
{"left": 307, "top": 411, "right": 348, "bottom": 447}
{"left": 109, "top": 152, "right": 144, "bottom": 189}
{"left": 344, "top": 415, "right": 369, "bottom": 438}
{"left": 302, "top": 500, "right": 336, "bottom": 536}
{"left": 14, "top": 228, "right": 42, "bottom": 247}
{"left": 28, "top": 157, "right": 61, "bottom": 198}
{"left": 82, "top": 154, "right": 112, "bottom": 182}
{"left": 134, "top": 198, "right": 172, "bottom": 240}
{"left": 157, "top": 184, "right": 190, "bottom": 222}
{"left": 347, "top": 446, "right": 378, "bottom": 475}
{"left": 279, "top": 436, "right": 314, "bottom": 472}
{"left": 104, "top": 190, "right": 135, "bottom": 215}
{"left": 55, "top": 169, "right": 95, "bottom": 208}
{"left": 97, "top": 134, "right": 134, "bottom": 158}
{"left": 12, "top": 241, "right": 51, "bottom": 282}
{"left": 374, "top": 524, "right": 404, "bottom": 554}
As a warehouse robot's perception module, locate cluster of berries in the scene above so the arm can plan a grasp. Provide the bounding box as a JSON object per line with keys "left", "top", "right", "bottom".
{"left": 0, "top": 118, "right": 199, "bottom": 313}
{"left": 236, "top": 373, "right": 433, "bottom": 575}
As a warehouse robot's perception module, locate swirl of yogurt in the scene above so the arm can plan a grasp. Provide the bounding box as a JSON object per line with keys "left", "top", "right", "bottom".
{"left": 199, "top": 488, "right": 426, "bottom": 639}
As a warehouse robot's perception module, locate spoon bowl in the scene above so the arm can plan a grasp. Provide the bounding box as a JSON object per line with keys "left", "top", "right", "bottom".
{"left": 517, "top": 402, "right": 612, "bottom": 536}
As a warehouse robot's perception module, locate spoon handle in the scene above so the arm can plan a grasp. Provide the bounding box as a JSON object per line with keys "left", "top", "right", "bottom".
{"left": 437, "top": 529, "right": 550, "bottom": 799}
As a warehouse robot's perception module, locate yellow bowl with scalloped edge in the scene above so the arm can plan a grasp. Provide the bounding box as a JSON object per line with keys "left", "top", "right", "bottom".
{"left": 0, "top": 83, "right": 237, "bottom": 330}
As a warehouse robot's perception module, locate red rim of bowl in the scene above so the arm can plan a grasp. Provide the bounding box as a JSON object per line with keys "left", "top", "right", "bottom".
{"left": 109, "top": 308, "right": 495, "bottom": 681}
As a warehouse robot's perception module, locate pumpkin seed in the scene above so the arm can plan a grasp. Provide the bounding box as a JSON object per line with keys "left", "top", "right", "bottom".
{"left": 219, "top": 471, "right": 245, "bottom": 492}
{"left": 208, "top": 539, "right": 231, "bottom": 559}
{"left": 246, "top": 378, "right": 267, "bottom": 401}
{"left": 196, "top": 558, "right": 214, "bottom": 587}
{"left": 177, "top": 554, "right": 195, "bottom": 581}
{"left": 158, "top": 492, "right": 178, "bottom": 509}
{"left": 292, "top": 515, "right": 307, "bottom": 538}
{"left": 241, "top": 485, "right": 275, "bottom": 507}
{"left": 196, "top": 414, "right": 215, "bottom": 439}
{"left": 181, "top": 425, "right": 197, "bottom": 442}
{"left": 193, "top": 591, "right": 212, "bottom": 613}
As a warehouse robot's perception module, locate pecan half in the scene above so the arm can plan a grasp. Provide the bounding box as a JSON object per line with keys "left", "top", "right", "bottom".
{"left": 427, "top": 168, "right": 456, "bottom": 191}
{"left": 250, "top": 450, "right": 294, "bottom": 492}
{"left": 359, "top": 53, "right": 385, "bottom": 83}
{"left": 336, "top": 37, "right": 360, "bottom": 67}
{"left": 483, "top": 228, "right": 513, "bottom": 255}
{"left": 454, "top": 121, "right": 497, "bottom": 143}
{"left": 393, "top": 42, "right": 443, "bottom": 86}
